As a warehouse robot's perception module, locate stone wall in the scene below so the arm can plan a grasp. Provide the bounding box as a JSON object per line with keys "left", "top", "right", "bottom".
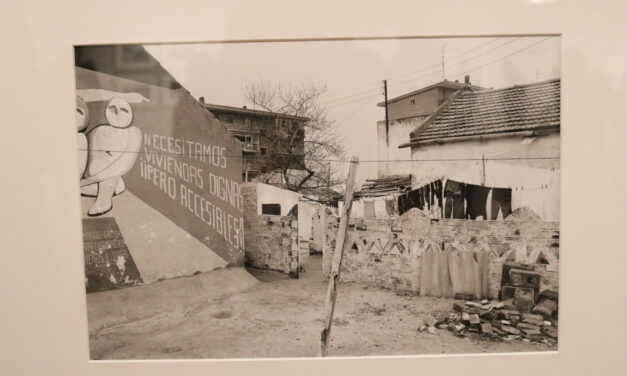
{"left": 323, "top": 211, "right": 559, "bottom": 298}
{"left": 242, "top": 183, "right": 299, "bottom": 277}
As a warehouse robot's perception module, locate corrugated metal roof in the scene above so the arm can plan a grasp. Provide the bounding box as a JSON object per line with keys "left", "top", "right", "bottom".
{"left": 354, "top": 174, "right": 412, "bottom": 198}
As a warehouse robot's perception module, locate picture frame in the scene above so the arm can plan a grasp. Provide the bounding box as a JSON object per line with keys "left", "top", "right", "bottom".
{"left": 1, "top": 0, "right": 625, "bottom": 375}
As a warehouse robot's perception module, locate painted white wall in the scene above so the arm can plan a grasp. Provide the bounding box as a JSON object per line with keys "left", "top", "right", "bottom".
{"left": 254, "top": 183, "right": 301, "bottom": 216}
{"left": 409, "top": 133, "right": 560, "bottom": 187}
{"left": 377, "top": 119, "right": 422, "bottom": 177}
{"left": 297, "top": 201, "right": 315, "bottom": 241}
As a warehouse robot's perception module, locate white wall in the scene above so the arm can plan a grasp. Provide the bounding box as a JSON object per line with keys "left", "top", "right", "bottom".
{"left": 409, "top": 133, "right": 560, "bottom": 187}
{"left": 377, "top": 118, "right": 423, "bottom": 177}
{"left": 254, "top": 183, "right": 301, "bottom": 216}
{"left": 297, "top": 200, "right": 315, "bottom": 241}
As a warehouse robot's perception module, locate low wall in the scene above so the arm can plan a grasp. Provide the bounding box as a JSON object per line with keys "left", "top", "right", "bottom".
{"left": 323, "top": 211, "right": 559, "bottom": 298}
{"left": 242, "top": 183, "right": 299, "bottom": 277}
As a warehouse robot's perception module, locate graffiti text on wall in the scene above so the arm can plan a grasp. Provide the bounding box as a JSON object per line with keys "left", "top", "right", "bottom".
{"left": 138, "top": 132, "right": 244, "bottom": 250}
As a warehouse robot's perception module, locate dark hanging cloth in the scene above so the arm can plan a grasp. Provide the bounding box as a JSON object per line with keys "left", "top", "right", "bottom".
{"left": 397, "top": 188, "right": 422, "bottom": 215}
{"left": 491, "top": 187, "right": 512, "bottom": 220}
{"left": 444, "top": 180, "right": 466, "bottom": 219}
{"left": 426, "top": 184, "right": 431, "bottom": 209}
{"left": 397, "top": 193, "right": 410, "bottom": 215}
{"left": 465, "top": 184, "right": 491, "bottom": 220}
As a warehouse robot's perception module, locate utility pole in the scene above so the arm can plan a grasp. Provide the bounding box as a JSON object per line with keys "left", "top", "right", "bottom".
{"left": 481, "top": 154, "right": 486, "bottom": 186}
{"left": 383, "top": 80, "right": 389, "bottom": 145}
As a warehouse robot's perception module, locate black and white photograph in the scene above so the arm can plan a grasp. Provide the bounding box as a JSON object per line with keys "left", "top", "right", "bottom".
{"left": 3, "top": 1, "right": 627, "bottom": 375}
{"left": 76, "top": 36, "right": 561, "bottom": 359}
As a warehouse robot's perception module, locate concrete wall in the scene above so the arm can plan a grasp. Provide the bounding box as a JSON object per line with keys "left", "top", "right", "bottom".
{"left": 409, "top": 133, "right": 561, "bottom": 187}
{"left": 242, "top": 183, "right": 299, "bottom": 277}
{"left": 76, "top": 66, "right": 245, "bottom": 290}
{"left": 376, "top": 118, "right": 423, "bottom": 176}
{"left": 323, "top": 212, "right": 559, "bottom": 298}
{"left": 387, "top": 87, "right": 443, "bottom": 121}
{"left": 377, "top": 86, "right": 459, "bottom": 177}
{"left": 311, "top": 205, "right": 328, "bottom": 254}
{"left": 81, "top": 193, "right": 228, "bottom": 285}
{"left": 253, "top": 182, "right": 301, "bottom": 216}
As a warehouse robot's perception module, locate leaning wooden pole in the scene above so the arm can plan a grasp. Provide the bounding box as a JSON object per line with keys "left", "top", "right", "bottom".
{"left": 320, "top": 156, "right": 359, "bottom": 357}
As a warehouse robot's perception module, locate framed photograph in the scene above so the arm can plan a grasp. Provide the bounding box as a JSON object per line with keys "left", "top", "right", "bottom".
{"left": 2, "top": 1, "right": 626, "bottom": 375}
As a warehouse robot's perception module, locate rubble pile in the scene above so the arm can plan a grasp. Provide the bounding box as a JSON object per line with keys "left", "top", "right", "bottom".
{"left": 418, "top": 291, "right": 558, "bottom": 344}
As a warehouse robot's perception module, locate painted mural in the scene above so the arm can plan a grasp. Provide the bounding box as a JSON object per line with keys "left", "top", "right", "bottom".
{"left": 77, "top": 90, "right": 149, "bottom": 216}
{"left": 77, "top": 64, "right": 245, "bottom": 293}
{"left": 83, "top": 217, "right": 142, "bottom": 293}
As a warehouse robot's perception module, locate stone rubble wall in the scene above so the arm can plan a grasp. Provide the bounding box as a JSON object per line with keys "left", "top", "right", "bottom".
{"left": 242, "top": 184, "right": 299, "bottom": 277}
{"left": 323, "top": 211, "right": 559, "bottom": 298}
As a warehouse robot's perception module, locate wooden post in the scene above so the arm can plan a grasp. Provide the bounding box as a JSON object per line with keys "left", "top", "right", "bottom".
{"left": 319, "top": 156, "right": 359, "bottom": 357}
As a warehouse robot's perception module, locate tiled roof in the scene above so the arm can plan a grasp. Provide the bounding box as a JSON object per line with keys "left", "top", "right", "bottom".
{"left": 410, "top": 79, "right": 560, "bottom": 143}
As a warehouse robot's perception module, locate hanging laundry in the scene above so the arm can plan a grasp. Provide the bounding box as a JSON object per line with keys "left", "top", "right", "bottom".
{"left": 385, "top": 198, "right": 395, "bottom": 216}
{"left": 444, "top": 180, "right": 466, "bottom": 219}
{"left": 426, "top": 184, "right": 431, "bottom": 210}
{"left": 374, "top": 199, "right": 388, "bottom": 218}
{"left": 363, "top": 200, "right": 375, "bottom": 218}
{"left": 397, "top": 188, "right": 422, "bottom": 215}
{"left": 465, "top": 184, "right": 491, "bottom": 220}
{"left": 491, "top": 187, "right": 512, "bottom": 220}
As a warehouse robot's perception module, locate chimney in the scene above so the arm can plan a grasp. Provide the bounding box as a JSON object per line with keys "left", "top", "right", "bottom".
{"left": 199, "top": 97, "right": 205, "bottom": 104}
{"left": 464, "top": 75, "right": 470, "bottom": 85}
{"left": 243, "top": 105, "right": 247, "bottom": 109}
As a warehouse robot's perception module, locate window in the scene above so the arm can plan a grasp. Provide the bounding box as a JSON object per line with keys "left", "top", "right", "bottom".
{"left": 261, "top": 204, "right": 281, "bottom": 215}
{"left": 410, "top": 99, "right": 416, "bottom": 106}
{"left": 234, "top": 134, "right": 253, "bottom": 143}
{"left": 260, "top": 147, "right": 267, "bottom": 155}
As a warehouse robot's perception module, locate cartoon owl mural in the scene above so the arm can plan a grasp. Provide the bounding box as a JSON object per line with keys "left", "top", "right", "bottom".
{"left": 76, "top": 96, "right": 89, "bottom": 178}
{"left": 80, "top": 96, "right": 143, "bottom": 216}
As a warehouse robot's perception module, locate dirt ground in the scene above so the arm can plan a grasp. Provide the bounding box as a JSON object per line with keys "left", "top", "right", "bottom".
{"left": 89, "top": 255, "right": 556, "bottom": 359}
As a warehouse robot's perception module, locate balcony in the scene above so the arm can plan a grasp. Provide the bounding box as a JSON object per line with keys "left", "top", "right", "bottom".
{"left": 242, "top": 142, "right": 259, "bottom": 153}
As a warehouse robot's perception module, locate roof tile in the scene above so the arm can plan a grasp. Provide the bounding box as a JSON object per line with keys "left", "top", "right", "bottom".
{"left": 412, "top": 79, "right": 560, "bottom": 142}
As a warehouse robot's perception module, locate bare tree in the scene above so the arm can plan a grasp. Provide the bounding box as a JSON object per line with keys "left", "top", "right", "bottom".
{"left": 244, "top": 81, "right": 346, "bottom": 195}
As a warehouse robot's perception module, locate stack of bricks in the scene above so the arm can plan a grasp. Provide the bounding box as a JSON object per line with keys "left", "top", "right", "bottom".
{"left": 323, "top": 213, "right": 559, "bottom": 298}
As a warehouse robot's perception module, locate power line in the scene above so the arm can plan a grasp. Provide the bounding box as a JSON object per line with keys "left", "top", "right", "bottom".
{"left": 79, "top": 149, "right": 559, "bottom": 163}
{"left": 323, "top": 37, "right": 522, "bottom": 105}
{"left": 335, "top": 99, "right": 372, "bottom": 124}
{"left": 322, "top": 87, "right": 382, "bottom": 105}
{"left": 321, "top": 38, "right": 499, "bottom": 101}
{"left": 446, "top": 37, "right": 554, "bottom": 80}
{"left": 320, "top": 37, "right": 502, "bottom": 103}
{"left": 386, "top": 37, "right": 524, "bottom": 97}
{"left": 325, "top": 92, "right": 382, "bottom": 109}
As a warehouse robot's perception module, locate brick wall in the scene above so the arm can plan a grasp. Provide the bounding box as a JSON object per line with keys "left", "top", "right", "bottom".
{"left": 242, "top": 184, "right": 299, "bottom": 277}
{"left": 323, "top": 211, "right": 559, "bottom": 298}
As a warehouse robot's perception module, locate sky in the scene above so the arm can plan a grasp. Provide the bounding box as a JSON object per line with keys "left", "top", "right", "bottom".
{"left": 145, "top": 36, "right": 560, "bottom": 185}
